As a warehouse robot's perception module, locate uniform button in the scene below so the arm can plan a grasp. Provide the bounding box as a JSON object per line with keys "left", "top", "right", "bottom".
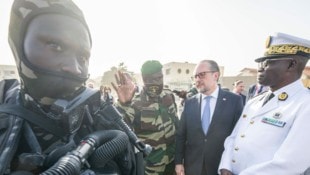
{"left": 250, "top": 120, "right": 254, "bottom": 124}
{"left": 232, "top": 159, "right": 236, "bottom": 163}
{"left": 243, "top": 114, "right": 247, "bottom": 118}
{"left": 234, "top": 147, "right": 239, "bottom": 151}
{"left": 240, "top": 134, "right": 245, "bottom": 138}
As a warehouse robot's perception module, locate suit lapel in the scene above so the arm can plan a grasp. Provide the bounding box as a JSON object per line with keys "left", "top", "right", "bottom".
{"left": 212, "top": 89, "right": 223, "bottom": 121}
{"left": 197, "top": 94, "right": 204, "bottom": 134}
{"left": 188, "top": 94, "right": 202, "bottom": 125}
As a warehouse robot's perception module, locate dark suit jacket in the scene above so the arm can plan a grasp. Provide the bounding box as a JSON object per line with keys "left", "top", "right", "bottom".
{"left": 240, "top": 93, "right": 246, "bottom": 106}
{"left": 247, "top": 84, "right": 268, "bottom": 101}
{"left": 175, "top": 88, "right": 243, "bottom": 175}
{"left": 247, "top": 84, "right": 257, "bottom": 100}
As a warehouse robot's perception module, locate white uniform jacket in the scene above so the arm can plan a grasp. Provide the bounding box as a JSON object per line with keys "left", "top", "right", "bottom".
{"left": 219, "top": 80, "right": 310, "bottom": 175}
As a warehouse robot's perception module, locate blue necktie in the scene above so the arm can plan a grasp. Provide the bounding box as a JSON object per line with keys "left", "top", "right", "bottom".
{"left": 202, "top": 96, "right": 211, "bottom": 135}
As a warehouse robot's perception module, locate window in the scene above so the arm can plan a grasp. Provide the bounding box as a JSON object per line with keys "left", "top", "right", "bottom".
{"left": 177, "top": 68, "right": 182, "bottom": 74}
{"left": 4, "top": 70, "right": 15, "bottom": 76}
{"left": 166, "top": 69, "right": 170, "bottom": 75}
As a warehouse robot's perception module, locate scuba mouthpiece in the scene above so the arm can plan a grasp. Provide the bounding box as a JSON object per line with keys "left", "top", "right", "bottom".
{"left": 50, "top": 87, "right": 101, "bottom": 134}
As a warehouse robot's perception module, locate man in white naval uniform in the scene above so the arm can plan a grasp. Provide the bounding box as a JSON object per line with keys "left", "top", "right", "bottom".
{"left": 218, "top": 32, "right": 310, "bottom": 175}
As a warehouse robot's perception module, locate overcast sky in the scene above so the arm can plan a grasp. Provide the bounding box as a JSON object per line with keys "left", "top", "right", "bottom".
{"left": 1, "top": 0, "right": 310, "bottom": 78}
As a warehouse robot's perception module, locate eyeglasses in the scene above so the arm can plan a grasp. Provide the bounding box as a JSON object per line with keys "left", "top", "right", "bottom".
{"left": 258, "top": 58, "right": 294, "bottom": 69}
{"left": 192, "top": 71, "right": 215, "bottom": 79}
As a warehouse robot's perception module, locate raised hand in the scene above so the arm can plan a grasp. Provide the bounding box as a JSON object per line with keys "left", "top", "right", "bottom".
{"left": 111, "top": 71, "right": 136, "bottom": 104}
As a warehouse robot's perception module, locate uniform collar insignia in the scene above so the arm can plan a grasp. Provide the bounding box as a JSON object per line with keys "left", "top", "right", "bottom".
{"left": 278, "top": 92, "right": 288, "bottom": 101}
{"left": 273, "top": 112, "right": 282, "bottom": 119}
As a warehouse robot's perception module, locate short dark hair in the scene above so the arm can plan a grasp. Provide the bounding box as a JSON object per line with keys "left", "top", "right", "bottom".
{"left": 199, "top": 60, "right": 220, "bottom": 81}
{"left": 200, "top": 60, "right": 220, "bottom": 73}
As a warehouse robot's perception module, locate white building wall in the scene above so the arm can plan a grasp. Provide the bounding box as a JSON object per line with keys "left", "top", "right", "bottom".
{"left": 163, "top": 62, "right": 196, "bottom": 91}
{"left": 0, "top": 65, "right": 19, "bottom": 80}
{"left": 163, "top": 61, "right": 225, "bottom": 91}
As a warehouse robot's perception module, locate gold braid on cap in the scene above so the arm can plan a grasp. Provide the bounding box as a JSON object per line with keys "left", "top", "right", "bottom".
{"left": 266, "top": 44, "right": 310, "bottom": 55}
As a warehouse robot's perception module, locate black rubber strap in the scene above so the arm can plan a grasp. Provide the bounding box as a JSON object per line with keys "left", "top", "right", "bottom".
{"left": 0, "top": 104, "right": 65, "bottom": 138}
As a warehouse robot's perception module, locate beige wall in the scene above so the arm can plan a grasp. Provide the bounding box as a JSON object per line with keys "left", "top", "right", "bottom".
{"left": 0, "top": 65, "right": 19, "bottom": 80}
{"left": 221, "top": 76, "right": 257, "bottom": 94}
{"left": 163, "top": 62, "right": 196, "bottom": 91}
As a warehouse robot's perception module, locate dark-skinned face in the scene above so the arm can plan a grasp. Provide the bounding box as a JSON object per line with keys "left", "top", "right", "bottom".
{"left": 23, "top": 14, "right": 91, "bottom": 101}
{"left": 142, "top": 71, "right": 163, "bottom": 97}
{"left": 257, "top": 57, "right": 294, "bottom": 91}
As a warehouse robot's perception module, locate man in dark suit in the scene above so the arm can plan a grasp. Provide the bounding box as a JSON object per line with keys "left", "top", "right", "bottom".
{"left": 247, "top": 83, "right": 269, "bottom": 101}
{"left": 175, "top": 60, "right": 244, "bottom": 175}
{"left": 232, "top": 80, "right": 247, "bottom": 106}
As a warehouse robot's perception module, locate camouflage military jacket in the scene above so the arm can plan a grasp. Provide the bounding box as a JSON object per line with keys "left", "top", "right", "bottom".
{"left": 117, "top": 89, "right": 179, "bottom": 168}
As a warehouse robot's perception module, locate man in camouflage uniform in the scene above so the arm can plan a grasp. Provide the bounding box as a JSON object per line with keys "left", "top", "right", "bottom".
{"left": 113, "top": 60, "right": 179, "bottom": 175}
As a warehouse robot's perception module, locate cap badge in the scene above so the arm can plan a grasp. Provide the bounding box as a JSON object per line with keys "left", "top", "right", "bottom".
{"left": 278, "top": 92, "right": 288, "bottom": 101}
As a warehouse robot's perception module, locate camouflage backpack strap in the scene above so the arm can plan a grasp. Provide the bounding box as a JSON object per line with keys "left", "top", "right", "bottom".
{"left": 0, "top": 79, "right": 19, "bottom": 104}
{"left": 131, "top": 91, "right": 155, "bottom": 133}
{"left": 0, "top": 114, "right": 24, "bottom": 175}
{"left": 160, "top": 90, "right": 179, "bottom": 128}
{"left": 0, "top": 79, "right": 65, "bottom": 138}
{"left": 0, "top": 104, "right": 65, "bottom": 138}
{"left": 131, "top": 101, "right": 142, "bottom": 127}
{"left": 0, "top": 80, "right": 4, "bottom": 103}
{"left": 0, "top": 79, "right": 24, "bottom": 175}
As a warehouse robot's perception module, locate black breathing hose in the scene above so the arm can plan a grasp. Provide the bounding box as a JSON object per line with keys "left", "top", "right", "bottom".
{"left": 41, "top": 130, "right": 129, "bottom": 175}
{"left": 88, "top": 130, "right": 129, "bottom": 168}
